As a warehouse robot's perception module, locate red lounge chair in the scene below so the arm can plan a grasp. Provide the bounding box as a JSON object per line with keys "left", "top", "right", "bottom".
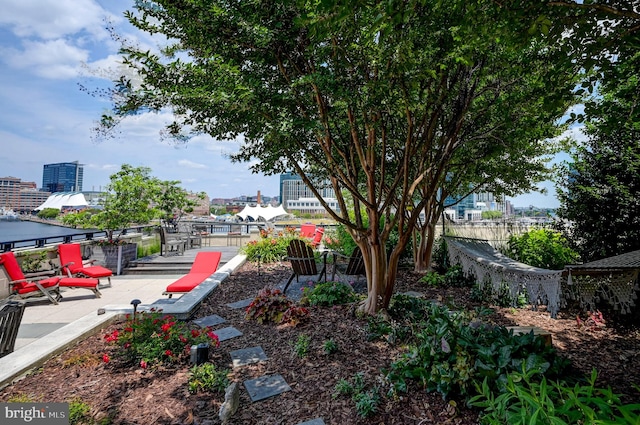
{"left": 1, "top": 252, "right": 101, "bottom": 302}
{"left": 310, "top": 227, "right": 324, "bottom": 248}
{"left": 164, "top": 251, "right": 222, "bottom": 298}
{"left": 0, "top": 252, "right": 60, "bottom": 304}
{"left": 58, "top": 243, "right": 113, "bottom": 287}
{"left": 300, "top": 224, "right": 316, "bottom": 238}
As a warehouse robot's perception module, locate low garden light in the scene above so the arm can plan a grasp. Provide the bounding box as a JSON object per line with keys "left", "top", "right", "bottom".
{"left": 131, "top": 299, "right": 141, "bottom": 315}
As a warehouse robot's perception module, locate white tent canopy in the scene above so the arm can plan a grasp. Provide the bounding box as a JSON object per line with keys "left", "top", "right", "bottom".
{"left": 236, "top": 204, "right": 288, "bottom": 221}
{"left": 35, "top": 192, "right": 88, "bottom": 211}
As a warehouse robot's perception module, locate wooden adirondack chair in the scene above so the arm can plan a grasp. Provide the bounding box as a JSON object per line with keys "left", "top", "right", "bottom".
{"left": 331, "top": 247, "right": 366, "bottom": 282}
{"left": 284, "top": 239, "right": 327, "bottom": 294}
{"left": 0, "top": 300, "right": 26, "bottom": 357}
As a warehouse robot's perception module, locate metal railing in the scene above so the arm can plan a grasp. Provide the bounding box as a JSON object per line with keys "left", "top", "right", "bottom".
{"left": 0, "top": 226, "right": 154, "bottom": 252}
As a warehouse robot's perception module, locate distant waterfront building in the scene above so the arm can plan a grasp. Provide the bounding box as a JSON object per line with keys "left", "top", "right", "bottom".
{"left": 42, "top": 161, "right": 84, "bottom": 192}
{"left": 444, "top": 191, "right": 505, "bottom": 221}
{"left": 0, "top": 177, "right": 51, "bottom": 212}
{"left": 279, "top": 172, "right": 337, "bottom": 215}
{"left": 1, "top": 178, "right": 49, "bottom": 211}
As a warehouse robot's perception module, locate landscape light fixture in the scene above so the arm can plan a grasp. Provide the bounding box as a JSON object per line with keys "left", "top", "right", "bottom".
{"left": 130, "top": 299, "right": 141, "bottom": 315}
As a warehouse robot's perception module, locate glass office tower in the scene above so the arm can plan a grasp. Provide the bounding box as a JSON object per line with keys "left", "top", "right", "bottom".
{"left": 42, "top": 161, "right": 84, "bottom": 192}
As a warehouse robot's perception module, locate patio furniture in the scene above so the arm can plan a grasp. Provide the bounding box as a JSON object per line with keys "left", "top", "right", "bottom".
{"left": 164, "top": 251, "right": 222, "bottom": 297}
{"left": 2, "top": 251, "right": 101, "bottom": 303}
{"left": 331, "top": 247, "right": 365, "bottom": 282}
{"left": 159, "top": 227, "right": 187, "bottom": 256}
{"left": 284, "top": 239, "right": 327, "bottom": 294}
{"left": 0, "top": 252, "right": 61, "bottom": 305}
{"left": 58, "top": 243, "right": 113, "bottom": 287}
{"left": 300, "top": 224, "right": 316, "bottom": 238}
{"left": 310, "top": 227, "right": 325, "bottom": 248}
{"left": 0, "top": 300, "right": 26, "bottom": 357}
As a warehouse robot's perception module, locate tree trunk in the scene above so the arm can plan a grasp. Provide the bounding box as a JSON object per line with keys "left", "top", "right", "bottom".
{"left": 415, "top": 222, "right": 436, "bottom": 272}
{"left": 360, "top": 239, "right": 388, "bottom": 315}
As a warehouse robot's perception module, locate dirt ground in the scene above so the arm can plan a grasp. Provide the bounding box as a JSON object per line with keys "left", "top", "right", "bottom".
{"left": 1, "top": 261, "right": 639, "bottom": 424}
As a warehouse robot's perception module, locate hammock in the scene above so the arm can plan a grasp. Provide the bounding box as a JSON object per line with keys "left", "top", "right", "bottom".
{"left": 565, "top": 250, "right": 640, "bottom": 314}
{"left": 445, "top": 237, "right": 563, "bottom": 317}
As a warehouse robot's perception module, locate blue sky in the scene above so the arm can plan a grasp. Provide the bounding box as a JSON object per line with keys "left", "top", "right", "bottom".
{"left": 0, "top": 0, "right": 578, "bottom": 208}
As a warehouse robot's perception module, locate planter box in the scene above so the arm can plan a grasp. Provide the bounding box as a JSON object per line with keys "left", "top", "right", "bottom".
{"left": 95, "top": 243, "right": 138, "bottom": 275}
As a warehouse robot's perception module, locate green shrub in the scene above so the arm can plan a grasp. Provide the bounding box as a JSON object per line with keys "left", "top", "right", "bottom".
{"left": 102, "top": 310, "right": 220, "bottom": 368}
{"left": 302, "top": 281, "right": 358, "bottom": 306}
{"left": 470, "top": 368, "right": 640, "bottom": 425}
{"left": 506, "top": 228, "right": 580, "bottom": 270}
{"left": 332, "top": 372, "right": 380, "bottom": 418}
{"left": 137, "top": 241, "right": 161, "bottom": 258}
{"left": 419, "top": 271, "right": 446, "bottom": 287}
{"left": 68, "top": 399, "right": 92, "bottom": 425}
{"left": 323, "top": 223, "right": 358, "bottom": 256}
{"left": 188, "top": 363, "right": 230, "bottom": 394}
{"left": 322, "top": 339, "right": 338, "bottom": 355}
{"left": 293, "top": 334, "right": 310, "bottom": 358}
{"left": 241, "top": 227, "right": 299, "bottom": 263}
{"left": 385, "top": 302, "right": 568, "bottom": 399}
{"left": 19, "top": 251, "right": 48, "bottom": 273}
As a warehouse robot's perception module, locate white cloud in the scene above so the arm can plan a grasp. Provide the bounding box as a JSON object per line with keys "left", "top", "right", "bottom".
{"left": 2, "top": 39, "right": 89, "bottom": 79}
{"left": 178, "top": 159, "right": 207, "bottom": 169}
{"left": 0, "top": 0, "right": 110, "bottom": 40}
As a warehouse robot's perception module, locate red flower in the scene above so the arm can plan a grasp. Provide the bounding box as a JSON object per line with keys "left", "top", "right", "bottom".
{"left": 124, "top": 327, "right": 133, "bottom": 333}
{"left": 179, "top": 335, "right": 187, "bottom": 343}
{"left": 191, "top": 329, "right": 200, "bottom": 338}
{"left": 140, "top": 360, "right": 148, "bottom": 369}
{"left": 165, "top": 350, "right": 173, "bottom": 357}
{"left": 102, "top": 354, "right": 110, "bottom": 363}
{"left": 161, "top": 323, "right": 172, "bottom": 332}
{"left": 124, "top": 342, "right": 131, "bottom": 349}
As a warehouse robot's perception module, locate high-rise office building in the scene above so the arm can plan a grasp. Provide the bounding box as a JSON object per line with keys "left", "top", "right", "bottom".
{"left": 279, "top": 172, "right": 337, "bottom": 215}
{"left": 42, "top": 161, "right": 84, "bottom": 192}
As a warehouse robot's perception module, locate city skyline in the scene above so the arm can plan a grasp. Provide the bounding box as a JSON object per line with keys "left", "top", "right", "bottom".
{"left": 0, "top": 0, "right": 576, "bottom": 209}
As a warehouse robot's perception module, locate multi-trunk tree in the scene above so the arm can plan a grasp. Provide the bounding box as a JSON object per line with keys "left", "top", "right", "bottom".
{"left": 101, "top": 1, "right": 581, "bottom": 313}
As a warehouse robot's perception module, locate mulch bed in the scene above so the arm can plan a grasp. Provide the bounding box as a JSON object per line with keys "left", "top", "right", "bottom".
{"left": 0, "top": 261, "right": 639, "bottom": 424}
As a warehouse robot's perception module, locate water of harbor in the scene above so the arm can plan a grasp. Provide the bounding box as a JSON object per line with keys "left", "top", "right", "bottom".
{"left": 0, "top": 220, "right": 81, "bottom": 244}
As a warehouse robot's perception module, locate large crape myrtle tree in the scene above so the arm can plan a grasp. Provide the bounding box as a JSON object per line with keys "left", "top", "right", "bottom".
{"left": 101, "top": 0, "right": 581, "bottom": 314}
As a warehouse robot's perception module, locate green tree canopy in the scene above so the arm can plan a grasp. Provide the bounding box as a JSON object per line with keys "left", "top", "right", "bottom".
{"left": 557, "top": 50, "right": 640, "bottom": 262}
{"left": 101, "top": 1, "right": 581, "bottom": 313}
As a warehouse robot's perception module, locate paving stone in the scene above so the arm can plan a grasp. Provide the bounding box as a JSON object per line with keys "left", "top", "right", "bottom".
{"left": 226, "top": 298, "right": 253, "bottom": 309}
{"left": 297, "top": 419, "right": 325, "bottom": 425}
{"left": 230, "top": 346, "right": 267, "bottom": 367}
{"left": 193, "top": 314, "right": 226, "bottom": 328}
{"left": 213, "top": 326, "right": 243, "bottom": 342}
{"left": 244, "top": 374, "right": 291, "bottom": 402}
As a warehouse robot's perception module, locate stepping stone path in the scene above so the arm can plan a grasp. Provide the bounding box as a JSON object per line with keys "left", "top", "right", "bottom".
{"left": 195, "top": 301, "right": 324, "bottom": 424}
{"left": 194, "top": 314, "right": 226, "bottom": 328}
{"left": 244, "top": 374, "right": 291, "bottom": 402}
{"left": 213, "top": 326, "right": 243, "bottom": 342}
{"left": 226, "top": 298, "right": 253, "bottom": 309}
{"left": 230, "top": 346, "right": 268, "bottom": 367}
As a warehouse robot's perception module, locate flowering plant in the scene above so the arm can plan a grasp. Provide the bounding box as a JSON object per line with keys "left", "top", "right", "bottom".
{"left": 103, "top": 309, "right": 219, "bottom": 368}
{"left": 245, "top": 287, "right": 309, "bottom": 326}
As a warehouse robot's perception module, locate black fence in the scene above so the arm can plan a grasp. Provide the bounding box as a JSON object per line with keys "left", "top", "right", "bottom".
{"left": 0, "top": 226, "right": 153, "bottom": 253}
